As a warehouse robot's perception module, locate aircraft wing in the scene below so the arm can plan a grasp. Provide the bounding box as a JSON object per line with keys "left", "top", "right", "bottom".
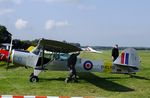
{"left": 38, "top": 39, "right": 81, "bottom": 53}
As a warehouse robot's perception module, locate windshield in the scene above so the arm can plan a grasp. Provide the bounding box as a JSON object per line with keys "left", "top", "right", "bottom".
{"left": 32, "top": 47, "right": 40, "bottom": 55}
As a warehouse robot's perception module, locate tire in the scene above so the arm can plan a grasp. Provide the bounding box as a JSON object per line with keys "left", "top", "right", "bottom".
{"left": 30, "top": 76, "right": 39, "bottom": 82}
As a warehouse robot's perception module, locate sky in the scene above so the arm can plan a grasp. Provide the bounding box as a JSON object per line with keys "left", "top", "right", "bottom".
{"left": 0, "top": 0, "right": 150, "bottom": 47}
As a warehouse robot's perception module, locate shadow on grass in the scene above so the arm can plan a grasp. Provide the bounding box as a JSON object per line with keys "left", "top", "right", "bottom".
{"left": 133, "top": 75, "right": 150, "bottom": 81}
{"left": 39, "top": 72, "right": 134, "bottom": 92}
{"left": 79, "top": 73, "right": 134, "bottom": 92}
{"left": 0, "top": 62, "right": 7, "bottom": 67}
{"left": 0, "top": 62, "right": 20, "bottom": 69}
{"left": 40, "top": 77, "right": 65, "bottom": 82}
{"left": 6, "top": 65, "right": 21, "bottom": 69}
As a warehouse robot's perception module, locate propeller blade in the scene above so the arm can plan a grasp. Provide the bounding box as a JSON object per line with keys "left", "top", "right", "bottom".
{"left": 6, "top": 36, "right": 13, "bottom": 69}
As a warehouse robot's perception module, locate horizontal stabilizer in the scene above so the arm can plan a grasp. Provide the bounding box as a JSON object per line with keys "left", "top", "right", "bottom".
{"left": 113, "top": 48, "right": 140, "bottom": 69}
{"left": 115, "top": 63, "right": 139, "bottom": 70}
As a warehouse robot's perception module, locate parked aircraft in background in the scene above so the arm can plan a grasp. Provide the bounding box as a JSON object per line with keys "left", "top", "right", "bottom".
{"left": 0, "top": 49, "right": 9, "bottom": 61}
{"left": 0, "top": 43, "right": 12, "bottom": 62}
{"left": 82, "top": 47, "right": 102, "bottom": 53}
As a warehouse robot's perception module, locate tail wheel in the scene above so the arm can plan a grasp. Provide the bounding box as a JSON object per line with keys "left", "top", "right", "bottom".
{"left": 30, "top": 76, "right": 39, "bottom": 82}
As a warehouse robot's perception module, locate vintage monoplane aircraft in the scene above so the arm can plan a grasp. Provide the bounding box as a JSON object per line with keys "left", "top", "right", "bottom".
{"left": 5, "top": 38, "right": 140, "bottom": 82}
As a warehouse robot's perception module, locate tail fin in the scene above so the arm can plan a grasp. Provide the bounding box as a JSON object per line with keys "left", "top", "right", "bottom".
{"left": 113, "top": 48, "right": 140, "bottom": 68}
{"left": 26, "top": 46, "right": 35, "bottom": 52}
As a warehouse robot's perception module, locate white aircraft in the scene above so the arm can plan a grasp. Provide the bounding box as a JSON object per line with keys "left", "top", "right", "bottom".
{"left": 6, "top": 38, "right": 140, "bottom": 82}
{"left": 82, "top": 47, "right": 103, "bottom": 53}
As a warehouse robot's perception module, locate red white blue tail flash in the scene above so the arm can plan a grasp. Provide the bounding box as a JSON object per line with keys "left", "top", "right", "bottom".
{"left": 113, "top": 48, "right": 140, "bottom": 67}
{"left": 121, "top": 52, "right": 129, "bottom": 65}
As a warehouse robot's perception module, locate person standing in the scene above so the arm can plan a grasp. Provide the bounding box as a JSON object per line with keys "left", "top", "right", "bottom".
{"left": 65, "top": 52, "right": 80, "bottom": 83}
{"left": 112, "top": 44, "right": 119, "bottom": 61}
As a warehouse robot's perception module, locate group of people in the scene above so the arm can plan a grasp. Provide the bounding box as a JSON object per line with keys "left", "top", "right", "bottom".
{"left": 65, "top": 44, "right": 119, "bottom": 83}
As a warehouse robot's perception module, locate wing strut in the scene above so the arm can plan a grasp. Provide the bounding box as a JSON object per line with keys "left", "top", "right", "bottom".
{"left": 41, "top": 46, "right": 45, "bottom": 69}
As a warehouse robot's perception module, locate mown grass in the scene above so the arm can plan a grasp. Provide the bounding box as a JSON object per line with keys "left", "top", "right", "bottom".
{"left": 0, "top": 50, "right": 150, "bottom": 98}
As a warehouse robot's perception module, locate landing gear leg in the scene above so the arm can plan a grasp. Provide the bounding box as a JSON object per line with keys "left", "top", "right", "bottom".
{"left": 29, "top": 69, "right": 42, "bottom": 82}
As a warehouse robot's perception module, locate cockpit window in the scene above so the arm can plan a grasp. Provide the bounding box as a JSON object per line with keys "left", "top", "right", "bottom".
{"left": 32, "top": 47, "right": 40, "bottom": 55}
{"left": 59, "top": 53, "right": 70, "bottom": 61}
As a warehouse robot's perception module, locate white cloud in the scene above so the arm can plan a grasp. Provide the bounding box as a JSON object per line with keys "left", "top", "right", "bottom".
{"left": 0, "top": 8, "right": 14, "bottom": 15}
{"left": 15, "top": 18, "right": 28, "bottom": 30}
{"left": 45, "top": 20, "right": 55, "bottom": 30}
{"left": 56, "top": 21, "right": 69, "bottom": 27}
{"left": 45, "top": 19, "right": 69, "bottom": 30}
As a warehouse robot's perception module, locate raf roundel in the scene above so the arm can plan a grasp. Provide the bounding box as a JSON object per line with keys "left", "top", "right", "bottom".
{"left": 83, "top": 60, "right": 93, "bottom": 70}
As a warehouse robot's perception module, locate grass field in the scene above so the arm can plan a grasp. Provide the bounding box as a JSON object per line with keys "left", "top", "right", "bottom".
{"left": 0, "top": 50, "right": 150, "bottom": 98}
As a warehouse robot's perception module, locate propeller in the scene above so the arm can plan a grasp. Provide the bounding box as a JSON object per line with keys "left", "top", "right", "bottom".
{"left": 6, "top": 36, "right": 13, "bottom": 70}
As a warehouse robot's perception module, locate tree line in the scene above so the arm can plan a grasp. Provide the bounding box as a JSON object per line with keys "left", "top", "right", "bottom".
{"left": 0, "top": 25, "right": 150, "bottom": 50}
{"left": 0, "top": 25, "right": 39, "bottom": 49}
{"left": 0, "top": 25, "right": 80, "bottom": 50}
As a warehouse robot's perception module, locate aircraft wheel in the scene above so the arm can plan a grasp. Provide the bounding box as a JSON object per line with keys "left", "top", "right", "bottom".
{"left": 30, "top": 76, "right": 39, "bottom": 82}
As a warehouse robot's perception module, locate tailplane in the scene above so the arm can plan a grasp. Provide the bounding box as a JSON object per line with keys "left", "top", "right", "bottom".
{"left": 113, "top": 48, "right": 140, "bottom": 73}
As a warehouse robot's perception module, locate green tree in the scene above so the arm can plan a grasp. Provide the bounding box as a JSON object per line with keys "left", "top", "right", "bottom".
{"left": 0, "top": 25, "right": 12, "bottom": 43}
